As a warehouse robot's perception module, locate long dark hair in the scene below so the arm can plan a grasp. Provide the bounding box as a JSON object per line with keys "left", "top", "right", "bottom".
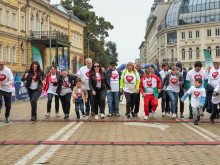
{"left": 28, "top": 61, "right": 42, "bottom": 81}
{"left": 89, "top": 62, "right": 103, "bottom": 78}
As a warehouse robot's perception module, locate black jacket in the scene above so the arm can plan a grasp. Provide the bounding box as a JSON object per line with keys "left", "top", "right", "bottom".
{"left": 106, "top": 69, "right": 121, "bottom": 91}
{"left": 137, "top": 69, "right": 144, "bottom": 79}
{"left": 53, "top": 74, "right": 78, "bottom": 95}
{"left": 89, "top": 72, "right": 111, "bottom": 92}
{"left": 181, "top": 70, "right": 187, "bottom": 90}
{"left": 21, "top": 70, "right": 44, "bottom": 91}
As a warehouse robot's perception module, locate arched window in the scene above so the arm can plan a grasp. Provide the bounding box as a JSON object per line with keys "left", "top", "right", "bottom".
{"left": 171, "top": 49, "right": 174, "bottom": 61}
{"left": 208, "top": 46, "right": 212, "bottom": 54}
{"left": 189, "top": 48, "right": 192, "bottom": 59}
{"left": 196, "top": 47, "right": 200, "bottom": 58}
{"left": 216, "top": 46, "right": 220, "bottom": 57}
{"left": 182, "top": 48, "right": 185, "bottom": 59}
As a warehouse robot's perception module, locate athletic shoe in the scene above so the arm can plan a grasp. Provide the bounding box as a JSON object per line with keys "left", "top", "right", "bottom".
{"left": 134, "top": 113, "right": 138, "bottom": 117}
{"left": 56, "top": 113, "right": 61, "bottom": 117}
{"left": 165, "top": 113, "right": 170, "bottom": 117}
{"left": 149, "top": 113, "right": 152, "bottom": 117}
{"left": 127, "top": 114, "right": 130, "bottom": 119}
{"left": 5, "top": 117, "right": 9, "bottom": 123}
{"left": 91, "top": 112, "right": 95, "bottom": 116}
{"left": 180, "top": 113, "right": 184, "bottom": 118}
{"left": 194, "top": 120, "right": 198, "bottom": 125}
{"left": 82, "top": 112, "right": 85, "bottom": 117}
{"left": 31, "top": 116, "right": 37, "bottom": 121}
{"left": 197, "top": 116, "right": 200, "bottom": 122}
{"left": 171, "top": 114, "right": 176, "bottom": 119}
{"left": 64, "top": 114, "right": 69, "bottom": 119}
{"left": 144, "top": 116, "right": 148, "bottom": 120}
{"left": 95, "top": 115, "right": 98, "bottom": 120}
{"left": 107, "top": 113, "right": 113, "bottom": 117}
{"left": 162, "top": 112, "right": 165, "bottom": 117}
{"left": 45, "top": 112, "right": 50, "bottom": 117}
{"left": 76, "top": 117, "right": 80, "bottom": 120}
{"left": 210, "top": 118, "right": 214, "bottom": 124}
{"left": 131, "top": 111, "right": 135, "bottom": 117}
{"left": 189, "top": 115, "right": 193, "bottom": 119}
{"left": 101, "top": 113, "right": 105, "bottom": 119}
{"left": 152, "top": 111, "right": 156, "bottom": 118}
{"left": 116, "top": 113, "right": 121, "bottom": 117}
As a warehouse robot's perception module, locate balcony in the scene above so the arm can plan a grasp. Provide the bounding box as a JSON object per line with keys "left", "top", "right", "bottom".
{"left": 162, "top": 58, "right": 177, "bottom": 62}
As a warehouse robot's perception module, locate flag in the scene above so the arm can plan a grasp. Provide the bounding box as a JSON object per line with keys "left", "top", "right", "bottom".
{"left": 203, "top": 49, "right": 213, "bottom": 70}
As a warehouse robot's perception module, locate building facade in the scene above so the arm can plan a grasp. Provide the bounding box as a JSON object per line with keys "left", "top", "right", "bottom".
{"left": 143, "top": 0, "right": 220, "bottom": 70}
{"left": 0, "top": 0, "right": 86, "bottom": 74}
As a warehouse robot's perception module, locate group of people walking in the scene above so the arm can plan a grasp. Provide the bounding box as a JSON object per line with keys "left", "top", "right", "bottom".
{"left": 0, "top": 58, "right": 219, "bottom": 125}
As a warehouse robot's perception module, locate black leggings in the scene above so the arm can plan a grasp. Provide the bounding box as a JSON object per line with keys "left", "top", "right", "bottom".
{"left": 210, "top": 103, "right": 220, "bottom": 119}
{"left": 124, "top": 92, "right": 136, "bottom": 114}
{"left": 28, "top": 89, "right": 42, "bottom": 117}
{"left": 0, "top": 90, "right": 12, "bottom": 117}
{"left": 59, "top": 93, "right": 72, "bottom": 115}
{"left": 93, "top": 88, "right": 107, "bottom": 115}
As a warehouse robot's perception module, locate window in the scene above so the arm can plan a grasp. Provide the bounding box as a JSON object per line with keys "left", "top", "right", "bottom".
{"left": 215, "top": 28, "right": 220, "bottom": 36}
{"left": 13, "top": 13, "right": 16, "bottom": 29}
{"left": 71, "top": 35, "right": 73, "bottom": 46}
{"left": 6, "top": 46, "right": 10, "bottom": 62}
{"left": 80, "top": 38, "right": 82, "bottom": 49}
{"left": 189, "top": 48, "right": 192, "bottom": 59}
{"left": 0, "top": 8, "right": 2, "bottom": 25}
{"left": 13, "top": 47, "right": 16, "bottom": 63}
{"left": 189, "top": 31, "right": 192, "bottom": 38}
{"left": 41, "top": 22, "right": 44, "bottom": 32}
{"left": 216, "top": 46, "right": 220, "bottom": 57}
{"left": 6, "top": 11, "right": 10, "bottom": 27}
{"left": 181, "top": 32, "right": 185, "bottom": 39}
{"left": 0, "top": 45, "right": 2, "bottom": 59}
{"left": 182, "top": 48, "right": 185, "bottom": 59}
{"left": 74, "top": 36, "right": 76, "bottom": 47}
{"left": 30, "top": 17, "right": 33, "bottom": 31}
{"left": 196, "top": 30, "right": 200, "bottom": 38}
{"left": 21, "top": 16, "right": 24, "bottom": 31}
{"left": 196, "top": 47, "right": 200, "bottom": 58}
{"left": 208, "top": 46, "right": 212, "bottom": 55}
{"left": 22, "top": 49, "right": 25, "bottom": 64}
{"left": 207, "top": 29, "right": 212, "bottom": 37}
{"left": 77, "top": 37, "right": 79, "bottom": 48}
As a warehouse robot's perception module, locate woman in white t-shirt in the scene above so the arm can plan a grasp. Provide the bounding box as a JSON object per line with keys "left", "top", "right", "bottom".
{"left": 161, "top": 66, "right": 183, "bottom": 118}
{"left": 120, "top": 62, "right": 140, "bottom": 119}
{"left": 42, "top": 65, "right": 60, "bottom": 117}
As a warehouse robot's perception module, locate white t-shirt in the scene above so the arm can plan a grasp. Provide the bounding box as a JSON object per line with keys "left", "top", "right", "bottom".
{"left": 60, "top": 77, "right": 72, "bottom": 96}
{"left": 166, "top": 74, "right": 180, "bottom": 93}
{"left": 208, "top": 68, "right": 220, "bottom": 88}
{"left": 212, "top": 81, "right": 220, "bottom": 104}
{"left": 77, "top": 66, "right": 90, "bottom": 90}
{"left": 186, "top": 69, "right": 208, "bottom": 87}
{"left": 77, "top": 88, "right": 82, "bottom": 98}
{"left": 110, "top": 70, "right": 119, "bottom": 92}
{"left": 96, "top": 73, "right": 101, "bottom": 88}
{"left": 121, "top": 70, "right": 140, "bottom": 94}
{"left": 47, "top": 74, "right": 58, "bottom": 95}
{"left": 143, "top": 76, "right": 157, "bottom": 95}
{"left": 30, "top": 72, "right": 39, "bottom": 90}
{"left": 0, "top": 67, "right": 14, "bottom": 92}
{"left": 187, "top": 86, "right": 206, "bottom": 108}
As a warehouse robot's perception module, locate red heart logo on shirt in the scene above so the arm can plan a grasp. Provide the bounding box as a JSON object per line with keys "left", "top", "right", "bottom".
{"left": 86, "top": 72, "right": 90, "bottom": 78}
{"left": 111, "top": 73, "right": 118, "bottom": 79}
{"left": 63, "top": 81, "right": 70, "bottom": 88}
{"left": 77, "top": 93, "right": 81, "bottom": 98}
{"left": 96, "top": 76, "right": 101, "bottom": 82}
{"left": 126, "top": 76, "right": 134, "bottom": 83}
{"left": 146, "top": 81, "right": 152, "bottom": 87}
{"left": 194, "top": 91, "right": 200, "bottom": 97}
{"left": 212, "top": 72, "right": 219, "bottom": 79}
{"left": 170, "top": 78, "right": 178, "bottom": 84}
{"left": 0, "top": 74, "right": 6, "bottom": 81}
{"left": 32, "top": 75, "right": 37, "bottom": 81}
{"left": 194, "top": 74, "right": 202, "bottom": 79}
{"left": 50, "top": 78, "right": 56, "bottom": 84}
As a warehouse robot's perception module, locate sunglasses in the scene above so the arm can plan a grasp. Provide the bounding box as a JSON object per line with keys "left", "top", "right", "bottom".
{"left": 94, "top": 65, "right": 100, "bottom": 68}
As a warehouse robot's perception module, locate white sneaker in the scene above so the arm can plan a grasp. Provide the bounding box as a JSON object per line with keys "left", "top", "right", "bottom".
{"left": 144, "top": 116, "right": 149, "bottom": 120}
{"left": 162, "top": 112, "right": 165, "bottom": 117}
{"left": 95, "top": 115, "right": 98, "bottom": 120}
{"left": 107, "top": 113, "right": 112, "bottom": 117}
{"left": 166, "top": 113, "right": 170, "bottom": 117}
{"left": 149, "top": 113, "right": 152, "bottom": 117}
{"left": 56, "top": 113, "right": 61, "bottom": 117}
{"left": 152, "top": 111, "right": 156, "bottom": 118}
{"left": 101, "top": 113, "right": 105, "bottom": 119}
{"left": 45, "top": 112, "right": 50, "bottom": 117}
{"left": 172, "top": 114, "right": 176, "bottom": 119}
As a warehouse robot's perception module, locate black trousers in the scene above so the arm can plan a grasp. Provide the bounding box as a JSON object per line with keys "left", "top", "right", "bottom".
{"left": 93, "top": 88, "right": 107, "bottom": 115}
{"left": 27, "top": 89, "right": 42, "bottom": 117}
{"left": 134, "top": 91, "right": 140, "bottom": 114}
{"left": 210, "top": 103, "right": 220, "bottom": 119}
{"left": 59, "top": 93, "right": 72, "bottom": 115}
{"left": 124, "top": 92, "right": 136, "bottom": 114}
{"left": 161, "top": 90, "right": 170, "bottom": 113}
{"left": 176, "top": 89, "right": 184, "bottom": 114}
{"left": 0, "top": 90, "right": 12, "bottom": 117}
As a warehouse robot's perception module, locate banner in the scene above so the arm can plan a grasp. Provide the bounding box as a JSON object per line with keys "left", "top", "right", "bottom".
{"left": 15, "top": 82, "right": 29, "bottom": 101}
{"left": 203, "top": 49, "right": 213, "bottom": 71}
{"left": 65, "top": 52, "right": 69, "bottom": 72}
{"left": 59, "top": 55, "right": 66, "bottom": 71}
{"left": 32, "top": 46, "right": 43, "bottom": 70}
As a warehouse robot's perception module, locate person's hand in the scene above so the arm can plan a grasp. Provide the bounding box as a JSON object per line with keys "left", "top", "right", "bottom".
{"left": 92, "top": 91, "right": 96, "bottom": 95}
{"left": 218, "top": 92, "right": 220, "bottom": 95}
{"left": 54, "top": 79, "right": 58, "bottom": 83}
{"left": 85, "top": 99, "right": 88, "bottom": 103}
{"left": 74, "top": 96, "right": 78, "bottom": 99}
{"left": 143, "top": 93, "right": 146, "bottom": 97}
{"left": 120, "top": 89, "right": 123, "bottom": 93}
{"left": 137, "top": 90, "right": 139, "bottom": 94}
{"left": 158, "top": 89, "right": 161, "bottom": 93}
{"left": 25, "top": 73, "right": 29, "bottom": 79}
{"left": 176, "top": 82, "right": 180, "bottom": 86}
{"left": 1, "top": 82, "right": 5, "bottom": 86}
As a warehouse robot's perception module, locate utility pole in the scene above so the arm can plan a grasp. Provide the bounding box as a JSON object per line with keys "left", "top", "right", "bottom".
{"left": 49, "top": 4, "right": 52, "bottom": 66}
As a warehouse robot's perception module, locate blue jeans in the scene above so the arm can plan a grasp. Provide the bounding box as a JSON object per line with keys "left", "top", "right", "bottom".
{"left": 107, "top": 92, "right": 119, "bottom": 114}
{"left": 85, "top": 90, "right": 94, "bottom": 114}
{"left": 75, "top": 101, "right": 85, "bottom": 118}
{"left": 166, "top": 90, "right": 179, "bottom": 114}
{"left": 47, "top": 93, "right": 59, "bottom": 113}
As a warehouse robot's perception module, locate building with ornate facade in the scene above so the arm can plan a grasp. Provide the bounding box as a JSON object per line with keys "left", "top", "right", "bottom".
{"left": 142, "top": 0, "right": 220, "bottom": 70}
{"left": 0, "top": 0, "right": 86, "bottom": 74}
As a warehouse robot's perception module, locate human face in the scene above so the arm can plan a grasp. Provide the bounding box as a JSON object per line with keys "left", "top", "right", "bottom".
{"left": 127, "top": 65, "right": 133, "bottom": 72}
{"left": 50, "top": 67, "right": 57, "bottom": 75}
{"left": 0, "top": 61, "right": 4, "bottom": 71}
{"left": 145, "top": 73, "right": 151, "bottom": 79}
{"left": 171, "top": 69, "right": 178, "bottom": 76}
{"left": 195, "top": 66, "right": 201, "bottom": 72}
{"left": 94, "top": 63, "right": 100, "bottom": 73}
{"left": 213, "top": 62, "right": 219, "bottom": 70}
{"left": 86, "top": 60, "right": 92, "bottom": 69}
{"left": 32, "top": 64, "right": 37, "bottom": 72}
{"left": 62, "top": 71, "right": 67, "bottom": 78}
{"left": 135, "top": 64, "right": 141, "bottom": 71}
{"left": 149, "top": 67, "right": 155, "bottom": 74}
{"left": 110, "top": 65, "right": 116, "bottom": 71}
{"left": 76, "top": 82, "right": 82, "bottom": 88}
{"left": 194, "top": 81, "right": 201, "bottom": 88}
{"left": 163, "top": 65, "right": 168, "bottom": 71}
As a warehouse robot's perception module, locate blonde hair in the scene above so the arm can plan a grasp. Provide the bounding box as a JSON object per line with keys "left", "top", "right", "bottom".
{"left": 171, "top": 66, "right": 178, "bottom": 71}
{"left": 126, "top": 62, "right": 136, "bottom": 73}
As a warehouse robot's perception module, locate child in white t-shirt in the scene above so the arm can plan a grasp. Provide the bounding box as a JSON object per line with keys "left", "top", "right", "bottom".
{"left": 181, "top": 78, "right": 206, "bottom": 125}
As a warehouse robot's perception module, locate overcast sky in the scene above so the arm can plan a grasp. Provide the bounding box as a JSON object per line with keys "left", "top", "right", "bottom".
{"left": 51, "top": 0, "right": 154, "bottom": 66}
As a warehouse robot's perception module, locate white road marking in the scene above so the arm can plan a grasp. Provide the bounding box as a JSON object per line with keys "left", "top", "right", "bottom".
{"left": 15, "top": 122, "right": 76, "bottom": 165}
{"left": 33, "top": 117, "right": 88, "bottom": 165}
{"left": 124, "top": 122, "right": 170, "bottom": 131}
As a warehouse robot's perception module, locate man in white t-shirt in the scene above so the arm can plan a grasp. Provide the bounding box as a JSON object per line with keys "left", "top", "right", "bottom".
{"left": 0, "top": 60, "right": 14, "bottom": 123}
{"left": 186, "top": 61, "right": 208, "bottom": 119}
{"left": 77, "top": 58, "right": 94, "bottom": 116}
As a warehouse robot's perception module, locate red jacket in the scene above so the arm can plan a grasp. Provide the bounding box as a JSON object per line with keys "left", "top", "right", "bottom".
{"left": 42, "top": 72, "right": 60, "bottom": 91}
{"left": 139, "top": 74, "right": 161, "bottom": 95}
